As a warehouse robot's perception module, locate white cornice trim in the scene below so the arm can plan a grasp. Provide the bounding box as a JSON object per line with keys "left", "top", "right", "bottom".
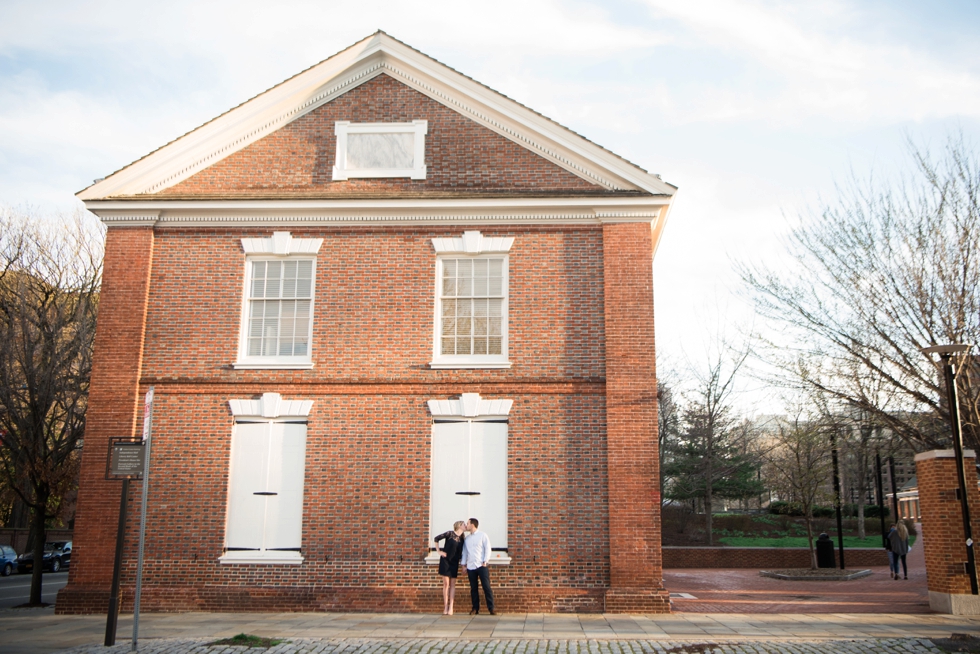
{"left": 229, "top": 392, "right": 313, "bottom": 419}
{"left": 78, "top": 33, "right": 676, "bottom": 201}
{"left": 427, "top": 393, "right": 513, "bottom": 418}
{"left": 84, "top": 197, "right": 666, "bottom": 227}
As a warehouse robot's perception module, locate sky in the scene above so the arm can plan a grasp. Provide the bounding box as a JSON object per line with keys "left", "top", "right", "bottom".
{"left": 2, "top": 0, "right": 979, "bottom": 408}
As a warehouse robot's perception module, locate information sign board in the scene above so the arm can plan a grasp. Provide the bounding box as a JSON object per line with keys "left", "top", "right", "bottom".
{"left": 106, "top": 438, "right": 145, "bottom": 479}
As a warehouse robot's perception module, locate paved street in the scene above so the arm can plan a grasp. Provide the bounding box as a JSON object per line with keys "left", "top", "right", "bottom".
{"left": 54, "top": 636, "right": 950, "bottom": 654}
{"left": 1, "top": 610, "right": 979, "bottom": 654}
{"left": 0, "top": 571, "right": 68, "bottom": 609}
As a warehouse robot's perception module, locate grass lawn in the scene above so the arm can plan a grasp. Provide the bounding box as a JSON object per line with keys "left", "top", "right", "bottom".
{"left": 717, "top": 535, "right": 916, "bottom": 548}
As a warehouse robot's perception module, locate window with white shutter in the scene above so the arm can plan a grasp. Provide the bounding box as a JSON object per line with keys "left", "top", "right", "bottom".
{"left": 221, "top": 420, "right": 307, "bottom": 564}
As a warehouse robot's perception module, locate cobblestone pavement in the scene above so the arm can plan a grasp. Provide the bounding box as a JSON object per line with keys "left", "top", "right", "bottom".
{"left": 56, "top": 637, "right": 945, "bottom": 654}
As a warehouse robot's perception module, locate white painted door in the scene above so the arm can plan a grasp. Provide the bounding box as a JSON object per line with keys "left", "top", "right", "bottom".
{"left": 226, "top": 421, "right": 307, "bottom": 552}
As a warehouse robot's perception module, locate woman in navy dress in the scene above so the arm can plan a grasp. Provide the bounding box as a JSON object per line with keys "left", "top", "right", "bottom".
{"left": 434, "top": 521, "right": 466, "bottom": 614}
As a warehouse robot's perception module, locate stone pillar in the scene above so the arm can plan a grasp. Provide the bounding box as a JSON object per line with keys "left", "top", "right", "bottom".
{"left": 57, "top": 226, "right": 155, "bottom": 614}
{"left": 916, "top": 448, "right": 980, "bottom": 615}
{"left": 601, "top": 222, "right": 670, "bottom": 613}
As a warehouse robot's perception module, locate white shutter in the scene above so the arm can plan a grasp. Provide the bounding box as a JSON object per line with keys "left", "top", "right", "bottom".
{"left": 225, "top": 421, "right": 307, "bottom": 553}
{"left": 431, "top": 421, "right": 471, "bottom": 538}
{"left": 430, "top": 420, "right": 507, "bottom": 548}
{"left": 475, "top": 422, "right": 508, "bottom": 549}
{"left": 265, "top": 422, "right": 306, "bottom": 550}
{"left": 226, "top": 422, "right": 270, "bottom": 550}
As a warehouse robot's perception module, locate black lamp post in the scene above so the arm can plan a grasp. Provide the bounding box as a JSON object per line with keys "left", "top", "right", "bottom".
{"left": 922, "top": 343, "right": 977, "bottom": 595}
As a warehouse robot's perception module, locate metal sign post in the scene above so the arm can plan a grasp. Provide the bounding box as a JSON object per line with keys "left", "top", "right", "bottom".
{"left": 132, "top": 387, "right": 154, "bottom": 652}
{"left": 104, "top": 439, "right": 145, "bottom": 646}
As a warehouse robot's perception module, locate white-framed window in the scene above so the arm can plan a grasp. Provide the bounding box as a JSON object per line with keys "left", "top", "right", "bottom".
{"left": 236, "top": 232, "right": 322, "bottom": 370}
{"left": 426, "top": 393, "right": 512, "bottom": 565}
{"left": 222, "top": 393, "right": 312, "bottom": 565}
{"left": 332, "top": 121, "right": 427, "bottom": 180}
{"left": 431, "top": 231, "right": 514, "bottom": 369}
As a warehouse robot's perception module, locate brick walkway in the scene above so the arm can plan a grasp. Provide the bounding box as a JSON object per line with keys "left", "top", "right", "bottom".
{"left": 667, "top": 540, "right": 927, "bottom": 613}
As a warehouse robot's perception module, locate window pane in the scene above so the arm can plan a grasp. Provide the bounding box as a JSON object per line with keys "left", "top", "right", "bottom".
{"left": 437, "top": 256, "right": 506, "bottom": 358}
{"left": 266, "top": 262, "right": 282, "bottom": 298}
{"left": 251, "top": 261, "right": 266, "bottom": 298}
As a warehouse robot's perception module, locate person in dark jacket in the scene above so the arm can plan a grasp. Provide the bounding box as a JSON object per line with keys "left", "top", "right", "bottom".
{"left": 434, "top": 521, "right": 466, "bottom": 614}
{"left": 888, "top": 521, "right": 910, "bottom": 579}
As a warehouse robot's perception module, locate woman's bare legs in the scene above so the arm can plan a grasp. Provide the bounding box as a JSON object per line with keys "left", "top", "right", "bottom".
{"left": 448, "top": 578, "right": 457, "bottom": 615}
{"left": 442, "top": 576, "right": 451, "bottom": 614}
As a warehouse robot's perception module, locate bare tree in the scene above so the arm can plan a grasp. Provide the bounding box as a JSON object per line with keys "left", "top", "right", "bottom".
{"left": 0, "top": 206, "right": 102, "bottom": 605}
{"left": 764, "top": 410, "right": 834, "bottom": 569}
{"left": 739, "top": 136, "right": 980, "bottom": 452}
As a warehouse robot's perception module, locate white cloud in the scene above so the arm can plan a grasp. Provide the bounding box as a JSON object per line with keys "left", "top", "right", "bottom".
{"left": 643, "top": 0, "right": 980, "bottom": 126}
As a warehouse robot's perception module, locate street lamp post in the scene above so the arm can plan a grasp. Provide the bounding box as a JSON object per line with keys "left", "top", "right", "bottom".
{"left": 922, "top": 343, "right": 977, "bottom": 596}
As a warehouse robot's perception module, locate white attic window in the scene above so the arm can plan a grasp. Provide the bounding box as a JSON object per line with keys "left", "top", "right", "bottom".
{"left": 332, "top": 121, "right": 427, "bottom": 180}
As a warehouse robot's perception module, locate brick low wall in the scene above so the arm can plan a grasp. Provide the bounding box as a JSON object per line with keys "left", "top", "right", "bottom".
{"left": 663, "top": 546, "right": 889, "bottom": 569}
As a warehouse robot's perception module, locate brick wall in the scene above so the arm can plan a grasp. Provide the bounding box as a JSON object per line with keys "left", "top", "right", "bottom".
{"left": 57, "top": 223, "right": 660, "bottom": 614}
{"left": 58, "top": 227, "right": 153, "bottom": 614}
{"left": 663, "top": 547, "right": 888, "bottom": 569}
{"left": 916, "top": 450, "right": 980, "bottom": 598}
{"left": 601, "top": 222, "right": 669, "bottom": 613}
{"left": 158, "top": 74, "right": 603, "bottom": 197}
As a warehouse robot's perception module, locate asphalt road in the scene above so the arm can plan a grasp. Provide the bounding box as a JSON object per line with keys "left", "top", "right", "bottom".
{"left": 0, "top": 570, "right": 68, "bottom": 609}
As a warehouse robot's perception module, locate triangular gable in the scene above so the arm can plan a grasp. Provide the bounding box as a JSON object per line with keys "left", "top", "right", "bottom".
{"left": 156, "top": 74, "right": 607, "bottom": 198}
{"left": 78, "top": 32, "right": 675, "bottom": 200}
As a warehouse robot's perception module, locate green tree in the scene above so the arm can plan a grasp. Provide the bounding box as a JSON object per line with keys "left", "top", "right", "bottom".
{"left": 662, "top": 345, "right": 764, "bottom": 544}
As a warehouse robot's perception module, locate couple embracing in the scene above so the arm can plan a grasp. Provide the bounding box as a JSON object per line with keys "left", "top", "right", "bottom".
{"left": 433, "top": 518, "right": 496, "bottom": 616}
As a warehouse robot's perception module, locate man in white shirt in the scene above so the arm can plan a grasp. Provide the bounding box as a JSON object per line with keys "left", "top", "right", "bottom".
{"left": 460, "top": 517, "right": 496, "bottom": 615}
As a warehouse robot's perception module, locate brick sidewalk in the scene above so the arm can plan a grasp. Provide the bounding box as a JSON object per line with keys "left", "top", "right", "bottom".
{"left": 667, "top": 540, "right": 927, "bottom": 613}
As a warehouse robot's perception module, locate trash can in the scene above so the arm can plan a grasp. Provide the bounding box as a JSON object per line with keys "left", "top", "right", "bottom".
{"left": 816, "top": 532, "right": 836, "bottom": 568}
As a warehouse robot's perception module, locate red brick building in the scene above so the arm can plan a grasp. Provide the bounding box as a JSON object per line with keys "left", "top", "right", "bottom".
{"left": 58, "top": 32, "right": 676, "bottom": 614}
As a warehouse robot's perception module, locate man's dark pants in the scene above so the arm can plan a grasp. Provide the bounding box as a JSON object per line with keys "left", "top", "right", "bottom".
{"left": 467, "top": 565, "right": 495, "bottom": 612}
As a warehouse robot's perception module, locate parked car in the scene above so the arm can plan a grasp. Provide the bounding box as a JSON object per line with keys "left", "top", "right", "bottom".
{"left": 0, "top": 544, "right": 16, "bottom": 576}
{"left": 16, "top": 541, "right": 71, "bottom": 574}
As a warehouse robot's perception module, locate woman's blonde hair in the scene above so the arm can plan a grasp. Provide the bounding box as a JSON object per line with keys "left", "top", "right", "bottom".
{"left": 453, "top": 521, "right": 466, "bottom": 531}
{"left": 897, "top": 521, "right": 909, "bottom": 540}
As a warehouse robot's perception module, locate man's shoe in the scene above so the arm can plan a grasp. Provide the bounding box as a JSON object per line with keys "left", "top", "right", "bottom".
{"left": 469, "top": 609, "right": 479, "bottom": 615}
{"left": 489, "top": 610, "right": 497, "bottom": 615}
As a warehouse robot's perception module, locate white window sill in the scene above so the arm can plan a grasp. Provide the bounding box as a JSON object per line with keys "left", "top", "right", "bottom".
{"left": 233, "top": 361, "right": 314, "bottom": 370}
{"left": 333, "top": 167, "right": 427, "bottom": 180}
{"left": 424, "top": 551, "right": 512, "bottom": 565}
{"left": 219, "top": 551, "right": 304, "bottom": 565}
{"left": 429, "top": 360, "right": 512, "bottom": 370}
